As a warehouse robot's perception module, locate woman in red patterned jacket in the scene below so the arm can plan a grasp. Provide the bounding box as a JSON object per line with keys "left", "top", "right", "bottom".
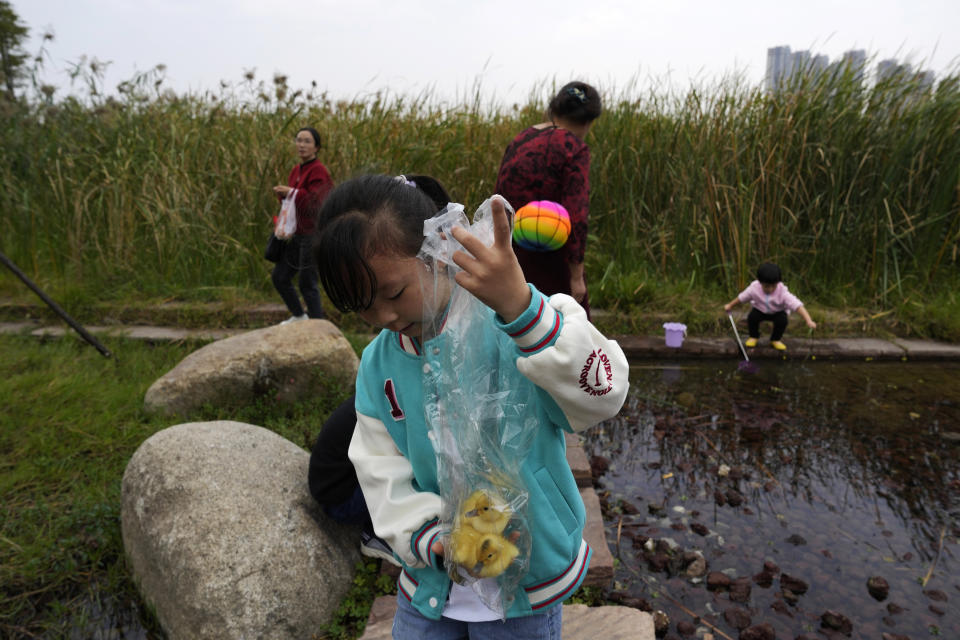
{"left": 495, "top": 81, "right": 602, "bottom": 317}
{"left": 271, "top": 126, "right": 334, "bottom": 323}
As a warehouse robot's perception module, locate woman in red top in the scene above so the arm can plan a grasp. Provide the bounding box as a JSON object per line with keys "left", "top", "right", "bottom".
{"left": 495, "top": 81, "right": 602, "bottom": 316}
{"left": 271, "top": 126, "right": 334, "bottom": 323}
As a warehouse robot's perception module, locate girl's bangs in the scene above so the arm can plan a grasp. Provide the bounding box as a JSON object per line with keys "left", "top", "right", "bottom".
{"left": 315, "top": 219, "right": 377, "bottom": 312}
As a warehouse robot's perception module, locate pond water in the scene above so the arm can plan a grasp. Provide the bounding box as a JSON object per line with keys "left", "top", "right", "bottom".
{"left": 582, "top": 360, "right": 960, "bottom": 639}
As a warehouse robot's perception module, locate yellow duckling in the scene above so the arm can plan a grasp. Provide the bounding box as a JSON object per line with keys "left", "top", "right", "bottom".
{"left": 450, "top": 526, "right": 520, "bottom": 578}
{"left": 460, "top": 489, "right": 511, "bottom": 534}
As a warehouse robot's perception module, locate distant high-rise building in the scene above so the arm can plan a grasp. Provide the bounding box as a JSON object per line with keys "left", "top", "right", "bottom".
{"left": 765, "top": 46, "right": 930, "bottom": 94}
{"left": 877, "top": 58, "right": 910, "bottom": 83}
{"left": 842, "top": 49, "right": 867, "bottom": 84}
{"left": 790, "top": 50, "right": 812, "bottom": 78}
{"left": 916, "top": 70, "right": 936, "bottom": 91}
{"left": 766, "top": 46, "right": 792, "bottom": 91}
{"left": 811, "top": 54, "right": 829, "bottom": 76}
{"left": 843, "top": 49, "right": 867, "bottom": 73}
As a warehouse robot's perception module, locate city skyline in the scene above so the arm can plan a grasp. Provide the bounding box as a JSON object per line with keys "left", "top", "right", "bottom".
{"left": 765, "top": 44, "right": 935, "bottom": 91}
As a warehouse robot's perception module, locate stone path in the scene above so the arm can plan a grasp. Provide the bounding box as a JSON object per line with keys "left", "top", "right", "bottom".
{"left": 4, "top": 310, "right": 960, "bottom": 361}
{"left": 357, "top": 596, "right": 656, "bottom": 640}
{"left": 615, "top": 334, "right": 960, "bottom": 361}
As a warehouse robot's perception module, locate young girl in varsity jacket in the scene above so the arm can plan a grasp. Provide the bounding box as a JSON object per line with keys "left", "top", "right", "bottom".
{"left": 312, "top": 174, "right": 629, "bottom": 639}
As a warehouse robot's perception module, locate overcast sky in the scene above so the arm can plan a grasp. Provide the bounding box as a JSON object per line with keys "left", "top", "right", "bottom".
{"left": 14, "top": 0, "right": 960, "bottom": 107}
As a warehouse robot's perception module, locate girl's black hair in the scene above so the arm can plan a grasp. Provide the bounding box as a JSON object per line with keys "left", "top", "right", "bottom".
{"left": 757, "top": 262, "right": 782, "bottom": 284}
{"left": 297, "top": 126, "right": 322, "bottom": 149}
{"left": 312, "top": 174, "right": 451, "bottom": 312}
{"left": 548, "top": 81, "right": 602, "bottom": 125}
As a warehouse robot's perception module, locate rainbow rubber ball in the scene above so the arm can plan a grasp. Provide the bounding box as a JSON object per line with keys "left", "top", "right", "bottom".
{"left": 512, "top": 201, "right": 571, "bottom": 252}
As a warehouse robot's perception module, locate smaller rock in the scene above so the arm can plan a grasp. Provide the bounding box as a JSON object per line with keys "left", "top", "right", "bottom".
{"left": 867, "top": 576, "right": 889, "bottom": 601}
{"left": 653, "top": 610, "right": 670, "bottom": 637}
{"left": 632, "top": 534, "right": 651, "bottom": 549}
{"left": 753, "top": 570, "right": 774, "bottom": 588}
{"left": 685, "top": 556, "right": 707, "bottom": 579}
{"left": 722, "top": 607, "right": 751, "bottom": 630}
{"left": 923, "top": 588, "right": 948, "bottom": 602}
{"left": 707, "top": 572, "right": 732, "bottom": 591}
{"left": 589, "top": 455, "right": 609, "bottom": 476}
{"left": 657, "top": 538, "right": 680, "bottom": 553}
{"left": 821, "top": 610, "right": 853, "bottom": 635}
{"left": 739, "top": 622, "right": 775, "bottom": 640}
{"left": 763, "top": 560, "right": 780, "bottom": 574}
{"left": 667, "top": 554, "right": 687, "bottom": 576}
{"left": 780, "top": 573, "right": 809, "bottom": 594}
{"left": 781, "top": 589, "right": 799, "bottom": 606}
{"left": 785, "top": 533, "right": 807, "bottom": 546}
{"left": 607, "top": 591, "right": 652, "bottom": 611}
{"left": 645, "top": 551, "right": 670, "bottom": 573}
{"left": 690, "top": 522, "right": 709, "bottom": 536}
{"left": 676, "top": 620, "right": 696, "bottom": 636}
{"left": 724, "top": 489, "right": 744, "bottom": 506}
{"left": 881, "top": 633, "right": 911, "bottom": 640}
{"left": 729, "top": 577, "right": 752, "bottom": 603}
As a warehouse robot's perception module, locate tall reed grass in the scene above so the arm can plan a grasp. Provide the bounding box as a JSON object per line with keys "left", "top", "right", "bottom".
{"left": 1, "top": 66, "right": 958, "bottom": 319}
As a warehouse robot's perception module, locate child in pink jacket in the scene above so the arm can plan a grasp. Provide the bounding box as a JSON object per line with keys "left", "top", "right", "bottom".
{"left": 723, "top": 262, "right": 816, "bottom": 351}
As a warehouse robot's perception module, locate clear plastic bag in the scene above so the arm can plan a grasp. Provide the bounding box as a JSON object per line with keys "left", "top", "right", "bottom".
{"left": 417, "top": 197, "right": 539, "bottom": 617}
{"left": 274, "top": 189, "right": 298, "bottom": 239}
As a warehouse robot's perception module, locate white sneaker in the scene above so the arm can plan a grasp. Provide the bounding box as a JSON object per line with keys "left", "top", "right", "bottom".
{"left": 280, "top": 314, "right": 308, "bottom": 325}
{"left": 360, "top": 529, "right": 401, "bottom": 567}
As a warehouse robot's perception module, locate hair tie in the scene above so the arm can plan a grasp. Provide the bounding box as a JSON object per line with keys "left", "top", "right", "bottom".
{"left": 566, "top": 86, "right": 587, "bottom": 104}
{"left": 395, "top": 174, "right": 417, "bottom": 188}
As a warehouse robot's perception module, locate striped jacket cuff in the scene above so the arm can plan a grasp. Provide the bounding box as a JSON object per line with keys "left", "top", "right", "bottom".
{"left": 497, "top": 285, "right": 562, "bottom": 355}
{"left": 525, "top": 539, "right": 592, "bottom": 610}
{"left": 412, "top": 519, "right": 444, "bottom": 569}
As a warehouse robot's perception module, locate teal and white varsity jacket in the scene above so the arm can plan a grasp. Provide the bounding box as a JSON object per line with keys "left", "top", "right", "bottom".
{"left": 348, "top": 285, "right": 630, "bottom": 620}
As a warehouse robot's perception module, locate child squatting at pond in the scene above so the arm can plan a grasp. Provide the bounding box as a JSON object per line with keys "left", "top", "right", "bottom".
{"left": 311, "top": 174, "right": 629, "bottom": 638}
{"left": 723, "top": 262, "right": 817, "bottom": 351}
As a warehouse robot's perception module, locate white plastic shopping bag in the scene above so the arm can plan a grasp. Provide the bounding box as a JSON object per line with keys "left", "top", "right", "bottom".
{"left": 274, "top": 189, "right": 298, "bottom": 239}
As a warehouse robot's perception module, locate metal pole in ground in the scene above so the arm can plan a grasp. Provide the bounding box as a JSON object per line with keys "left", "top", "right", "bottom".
{"left": 0, "top": 250, "right": 112, "bottom": 358}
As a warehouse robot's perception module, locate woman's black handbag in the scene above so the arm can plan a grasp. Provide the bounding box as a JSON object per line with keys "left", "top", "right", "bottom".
{"left": 264, "top": 233, "right": 284, "bottom": 263}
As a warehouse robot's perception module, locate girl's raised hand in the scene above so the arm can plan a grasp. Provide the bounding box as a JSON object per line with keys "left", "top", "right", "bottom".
{"left": 450, "top": 197, "right": 531, "bottom": 323}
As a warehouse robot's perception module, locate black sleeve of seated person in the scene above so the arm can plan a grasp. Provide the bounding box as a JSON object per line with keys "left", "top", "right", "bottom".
{"left": 308, "top": 394, "right": 360, "bottom": 506}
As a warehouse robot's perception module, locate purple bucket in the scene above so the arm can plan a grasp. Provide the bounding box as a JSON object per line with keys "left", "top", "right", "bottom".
{"left": 663, "top": 322, "right": 687, "bottom": 348}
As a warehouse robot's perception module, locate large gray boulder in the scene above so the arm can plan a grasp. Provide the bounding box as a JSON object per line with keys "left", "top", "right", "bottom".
{"left": 144, "top": 319, "right": 358, "bottom": 417}
{"left": 121, "top": 421, "right": 361, "bottom": 640}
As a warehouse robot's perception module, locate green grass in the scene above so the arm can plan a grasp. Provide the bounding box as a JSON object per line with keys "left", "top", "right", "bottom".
{"left": 1, "top": 64, "right": 958, "bottom": 339}
{"left": 0, "top": 333, "right": 355, "bottom": 638}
